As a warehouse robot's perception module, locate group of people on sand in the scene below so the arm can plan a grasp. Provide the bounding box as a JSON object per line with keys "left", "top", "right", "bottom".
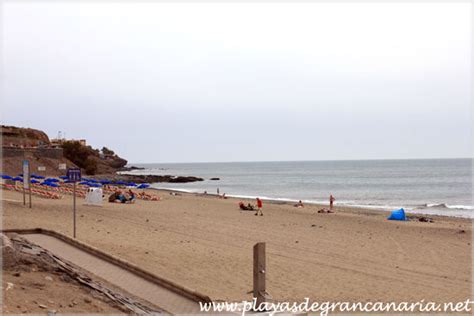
{"left": 239, "top": 195, "right": 336, "bottom": 215}
{"left": 293, "top": 195, "right": 336, "bottom": 210}
{"left": 239, "top": 197, "right": 264, "bottom": 216}
{"left": 109, "top": 189, "right": 136, "bottom": 204}
{"left": 203, "top": 188, "right": 228, "bottom": 199}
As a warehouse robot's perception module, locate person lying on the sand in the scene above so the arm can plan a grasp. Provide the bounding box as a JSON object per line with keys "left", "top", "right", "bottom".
{"left": 294, "top": 200, "right": 304, "bottom": 208}
{"left": 239, "top": 202, "right": 255, "bottom": 211}
{"left": 139, "top": 191, "right": 149, "bottom": 198}
{"left": 138, "top": 191, "right": 160, "bottom": 201}
{"left": 318, "top": 208, "right": 334, "bottom": 214}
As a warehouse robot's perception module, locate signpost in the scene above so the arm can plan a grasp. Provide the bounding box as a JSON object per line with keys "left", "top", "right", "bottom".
{"left": 67, "top": 168, "right": 81, "bottom": 238}
{"left": 22, "top": 160, "right": 31, "bottom": 207}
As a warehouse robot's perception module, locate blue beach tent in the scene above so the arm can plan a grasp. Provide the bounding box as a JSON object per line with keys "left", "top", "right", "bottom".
{"left": 387, "top": 208, "right": 406, "bottom": 221}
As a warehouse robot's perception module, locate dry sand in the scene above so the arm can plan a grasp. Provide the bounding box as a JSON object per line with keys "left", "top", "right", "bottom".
{"left": 2, "top": 189, "right": 472, "bottom": 304}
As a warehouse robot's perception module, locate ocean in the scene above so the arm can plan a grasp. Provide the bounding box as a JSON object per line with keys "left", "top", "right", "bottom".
{"left": 127, "top": 159, "right": 473, "bottom": 218}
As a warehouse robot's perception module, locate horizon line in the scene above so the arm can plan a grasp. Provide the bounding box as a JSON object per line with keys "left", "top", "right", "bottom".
{"left": 128, "top": 157, "right": 473, "bottom": 165}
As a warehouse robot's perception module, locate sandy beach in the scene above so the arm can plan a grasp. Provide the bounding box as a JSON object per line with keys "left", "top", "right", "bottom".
{"left": 2, "top": 188, "right": 472, "bottom": 304}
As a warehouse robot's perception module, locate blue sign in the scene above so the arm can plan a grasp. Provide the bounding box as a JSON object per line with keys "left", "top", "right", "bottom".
{"left": 67, "top": 168, "right": 81, "bottom": 182}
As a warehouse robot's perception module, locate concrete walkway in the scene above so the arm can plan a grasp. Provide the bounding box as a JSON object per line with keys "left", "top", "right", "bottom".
{"left": 23, "top": 234, "right": 202, "bottom": 314}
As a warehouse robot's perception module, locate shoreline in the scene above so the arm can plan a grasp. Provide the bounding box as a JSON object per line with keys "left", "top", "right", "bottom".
{"left": 149, "top": 186, "right": 474, "bottom": 219}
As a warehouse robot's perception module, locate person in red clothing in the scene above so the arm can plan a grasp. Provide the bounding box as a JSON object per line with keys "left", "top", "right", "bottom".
{"left": 329, "top": 194, "right": 335, "bottom": 210}
{"left": 255, "top": 197, "right": 263, "bottom": 216}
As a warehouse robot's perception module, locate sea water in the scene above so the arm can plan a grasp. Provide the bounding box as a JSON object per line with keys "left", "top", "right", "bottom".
{"left": 127, "top": 158, "right": 473, "bottom": 218}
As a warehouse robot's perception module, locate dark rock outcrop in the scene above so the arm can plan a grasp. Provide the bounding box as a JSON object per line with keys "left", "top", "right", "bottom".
{"left": 117, "top": 166, "right": 146, "bottom": 172}
{"left": 96, "top": 174, "right": 204, "bottom": 184}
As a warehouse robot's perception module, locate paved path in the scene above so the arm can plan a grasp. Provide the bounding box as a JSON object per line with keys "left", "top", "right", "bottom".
{"left": 23, "top": 234, "right": 202, "bottom": 314}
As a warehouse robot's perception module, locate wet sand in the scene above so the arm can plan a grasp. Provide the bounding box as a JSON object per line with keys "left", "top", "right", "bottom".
{"left": 2, "top": 189, "right": 472, "bottom": 303}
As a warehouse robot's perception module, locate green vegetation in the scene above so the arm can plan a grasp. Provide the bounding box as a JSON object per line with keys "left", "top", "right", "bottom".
{"left": 62, "top": 141, "right": 127, "bottom": 175}
{"left": 62, "top": 141, "right": 98, "bottom": 175}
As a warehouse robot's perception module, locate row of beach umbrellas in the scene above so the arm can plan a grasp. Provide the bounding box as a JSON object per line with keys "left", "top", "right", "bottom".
{"left": 1, "top": 174, "right": 150, "bottom": 189}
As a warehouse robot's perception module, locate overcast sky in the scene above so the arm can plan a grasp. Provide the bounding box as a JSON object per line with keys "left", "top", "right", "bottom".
{"left": 2, "top": 2, "right": 472, "bottom": 163}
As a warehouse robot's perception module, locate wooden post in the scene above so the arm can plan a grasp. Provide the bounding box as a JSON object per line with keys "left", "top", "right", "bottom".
{"left": 253, "top": 242, "right": 266, "bottom": 308}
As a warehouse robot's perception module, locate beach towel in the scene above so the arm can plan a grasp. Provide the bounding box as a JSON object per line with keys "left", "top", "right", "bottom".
{"left": 387, "top": 208, "right": 406, "bottom": 221}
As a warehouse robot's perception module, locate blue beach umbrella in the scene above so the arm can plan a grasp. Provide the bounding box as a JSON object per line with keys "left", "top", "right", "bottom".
{"left": 12, "top": 177, "right": 23, "bottom": 182}
{"left": 36, "top": 175, "right": 45, "bottom": 179}
{"left": 127, "top": 182, "right": 137, "bottom": 187}
{"left": 85, "top": 182, "right": 100, "bottom": 187}
{"left": 59, "top": 176, "right": 68, "bottom": 180}
{"left": 114, "top": 181, "right": 127, "bottom": 185}
{"left": 31, "top": 179, "right": 40, "bottom": 184}
{"left": 100, "top": 179, "right": 111, "bottom": 184}
{"left": 137, "top": 184, "right": 150, "bottom": 189}
{"left": 2, "top": 175, "right": 13, "bottom": 180}
{"left": 79, "top": 181, "right": 89, "bottom": 185}
{"left": 46, "top": 178, "right": 60, "bottom": 182}
{"left": 18, "top": 173, "right": 23, "bottom": 177}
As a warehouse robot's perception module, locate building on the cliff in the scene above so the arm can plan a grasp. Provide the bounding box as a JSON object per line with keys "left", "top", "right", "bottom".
{"left": 51, "top": 138, "right": 87, "bottom": 148}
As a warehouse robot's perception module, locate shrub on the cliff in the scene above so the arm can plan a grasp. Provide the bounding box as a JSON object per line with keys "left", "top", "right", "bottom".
{"left": 84, "top": 157, "right": 98, "bottom": 175}
{"left": 101, "top": 147, "right": 115, "bottom": 156}
{"left": 62, "top": 140, "right": 125, "bottom": 174}
{"left": 62, "top": 141, "right": 90, "bottom": 166}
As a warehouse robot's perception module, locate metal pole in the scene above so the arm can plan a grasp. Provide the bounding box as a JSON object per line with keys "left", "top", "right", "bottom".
{"left": 28, "top": 187, "right": 32, "bottom": 208}
{"left": 73, "top": 181, "right": 76, "bottom": 238}
{"left": 23, "top": 154, "right": 26, "bottom": 206}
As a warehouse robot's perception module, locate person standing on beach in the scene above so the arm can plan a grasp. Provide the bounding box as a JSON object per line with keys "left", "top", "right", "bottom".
{"left": 255, "top": 198, "right": 263, "bottom": 216}
{"left": 217, "top": 188, "right": 220, "bottom": 196}
{"left": 329, "top": 194, "right": 335, "bottom": 210}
